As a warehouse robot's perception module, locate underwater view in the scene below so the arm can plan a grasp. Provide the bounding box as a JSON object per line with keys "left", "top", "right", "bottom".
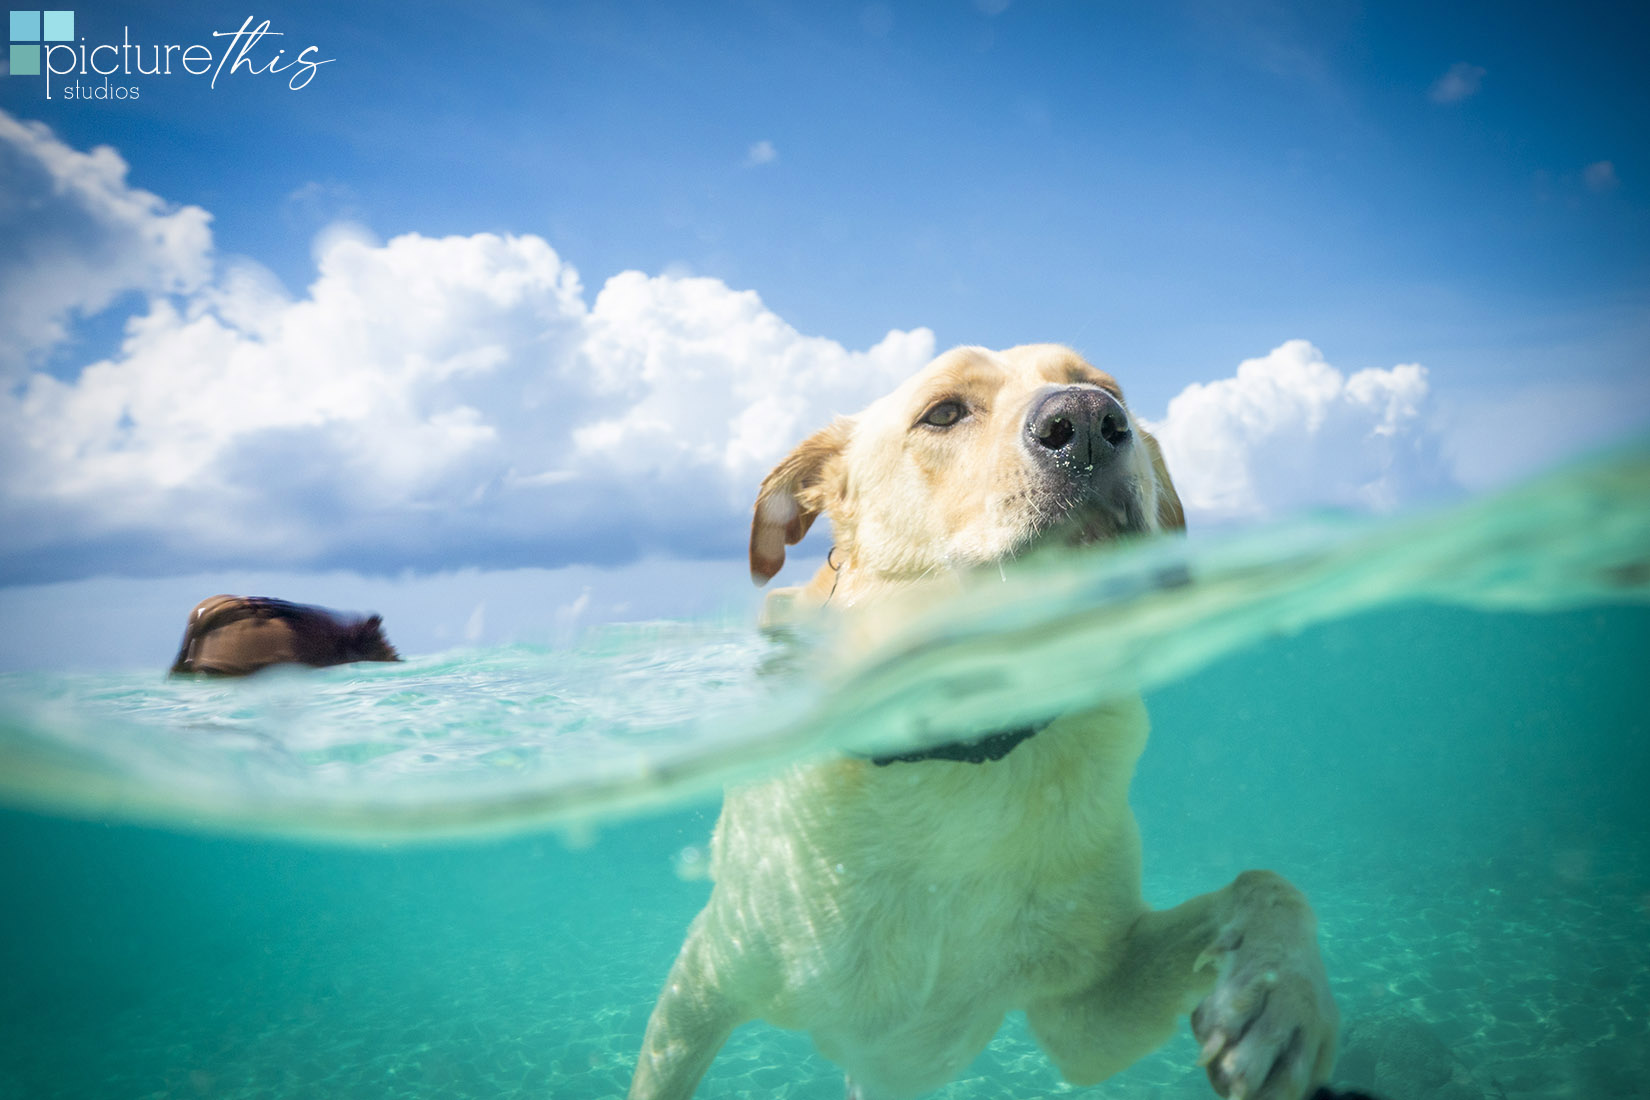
{"left": 2, "top": 442, "right": 1647, "bottom": 1100}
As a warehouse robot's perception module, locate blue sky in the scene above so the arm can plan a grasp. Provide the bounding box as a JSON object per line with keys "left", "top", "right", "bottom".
{"left": 0, "top": 0, "right": 1646, "bottom": 664}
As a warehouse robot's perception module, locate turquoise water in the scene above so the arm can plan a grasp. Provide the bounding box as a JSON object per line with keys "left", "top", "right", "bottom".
{"left": 2, "top": 445, "right": 1648, "bottom": 1099}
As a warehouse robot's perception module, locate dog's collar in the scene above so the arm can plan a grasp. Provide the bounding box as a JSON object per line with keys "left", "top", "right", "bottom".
{"left": 866, "top": 720, "right": 1050, "bottom": 766}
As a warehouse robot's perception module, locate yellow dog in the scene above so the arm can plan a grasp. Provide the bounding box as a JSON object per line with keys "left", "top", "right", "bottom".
{"left": 630, "top": 344, "right": 1338, "bottom": 1100}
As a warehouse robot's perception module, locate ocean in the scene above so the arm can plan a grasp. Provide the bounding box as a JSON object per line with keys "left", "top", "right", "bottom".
{"left": 1, "top": 443, "right": 1646, "bottom": 1100}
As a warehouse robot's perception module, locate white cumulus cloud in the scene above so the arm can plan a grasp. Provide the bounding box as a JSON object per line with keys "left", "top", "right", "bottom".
{"left": 1146, "top": 340, "right": 1448, "bottom": 524}
{"left": 0, "top": 110, "right": 934, "bottom": 582}
{"left": 575, "top": 270, "right": 927, "bottom": 490}
{"left": 0, "top": 111, "right": 213, "bottom": 374}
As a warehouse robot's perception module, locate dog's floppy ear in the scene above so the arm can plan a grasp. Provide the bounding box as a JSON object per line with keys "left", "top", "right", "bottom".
{"left": 749, "top": 417, "right": 852, "bottom": 586}
{"left": 1141, "top": 430, "right": 1185, "bottom": 533}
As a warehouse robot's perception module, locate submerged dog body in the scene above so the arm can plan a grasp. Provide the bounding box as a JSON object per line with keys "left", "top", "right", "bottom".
{"left": 631, "top": 345, "right": 1337, "bottom": 1100}
{"left": 700, "top": 700, "right": 1157, "bottom": 1097}
{"left": 169, "top": 595, "right": 400, "bottom": 676}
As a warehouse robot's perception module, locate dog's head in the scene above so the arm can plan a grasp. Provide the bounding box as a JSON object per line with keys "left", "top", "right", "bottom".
{"left": 750, "top": 344, "right": 1182, "bottom": 593}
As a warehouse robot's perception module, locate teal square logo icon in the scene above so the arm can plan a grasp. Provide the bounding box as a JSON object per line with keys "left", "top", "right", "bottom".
{"left": 7, "top": 9, "right": 67, "bottom": 74}
{"left": 9, "top": 10, "right": 39, "bottom": 40}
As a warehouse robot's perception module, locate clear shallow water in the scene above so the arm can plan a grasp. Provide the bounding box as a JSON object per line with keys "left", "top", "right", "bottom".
{"left": 2, "top": 444, "right": 1648, "bottom": 1099}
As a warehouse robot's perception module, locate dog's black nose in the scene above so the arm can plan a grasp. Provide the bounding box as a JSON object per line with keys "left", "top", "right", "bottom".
{"left": 1025, "top": 385, "right": 1131, "bottom": 469}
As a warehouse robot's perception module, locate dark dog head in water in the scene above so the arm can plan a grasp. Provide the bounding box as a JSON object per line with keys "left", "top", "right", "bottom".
{"left": 169, "top": 595, "right": 400, "bottom": 677}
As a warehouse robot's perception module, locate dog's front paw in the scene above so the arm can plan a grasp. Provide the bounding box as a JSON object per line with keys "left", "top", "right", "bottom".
{"left": 1191, "top": 872, "right": 1338, "bottom": 1100}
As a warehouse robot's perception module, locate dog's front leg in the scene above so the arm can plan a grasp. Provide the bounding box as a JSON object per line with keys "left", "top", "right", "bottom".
{"left": 1029, "top": 870, "right": 1336, "bottom": 1100}
{"left": 628, "top": 918, "right": 746, "bottom": 1100}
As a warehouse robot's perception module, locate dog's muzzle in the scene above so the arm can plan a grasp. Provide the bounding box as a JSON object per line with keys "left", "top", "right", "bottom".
{"left": 1024, "top": 384, "right": 1132, "bottom": 473}
{"left": 1017, "top": 384, "right": 1151, "bottom": 542}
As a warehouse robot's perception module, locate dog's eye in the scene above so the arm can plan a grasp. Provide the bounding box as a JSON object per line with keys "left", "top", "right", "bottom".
{"left": 918, "top": 401, "right": 967, "bottom": 429}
